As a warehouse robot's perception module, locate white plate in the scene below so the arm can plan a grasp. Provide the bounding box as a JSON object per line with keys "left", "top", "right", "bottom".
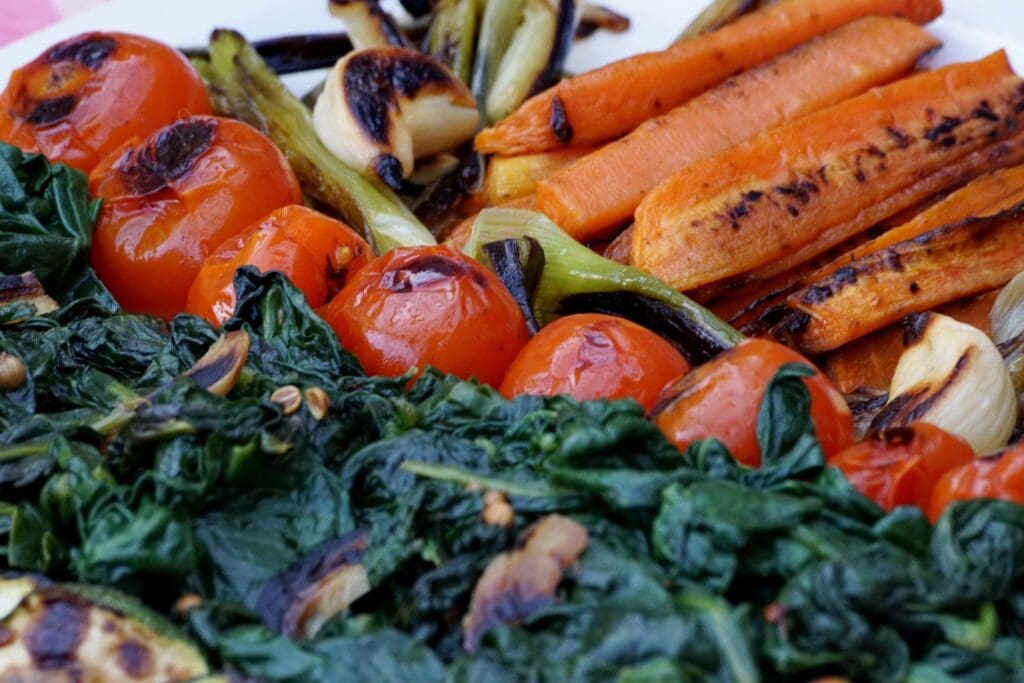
{"left": 1, "top": 0, "right": 1024, "bottom": 96}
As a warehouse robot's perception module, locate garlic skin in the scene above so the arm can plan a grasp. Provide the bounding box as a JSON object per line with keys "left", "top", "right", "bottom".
{"left": 872, "top": 313, "right": 1017, "bottom": 454}
{"left": 313, "top": 47, "right": 479, "bottom": 190}
{"left": 991, "top": 270, "right": 1024, "bottom": 345}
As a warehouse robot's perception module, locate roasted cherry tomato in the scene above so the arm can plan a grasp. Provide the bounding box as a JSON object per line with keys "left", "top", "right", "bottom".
{"left": 829, "top": 424, "right": 975, "bottom": 512}
{"left": 186, "top": 205, "right": 370, "bottom": 325}
{"left": 499, "top": 313, "right": 690, "bottom": 412}
{"left": 652, "top": 338, "right": 853, "bottom": 466}
{"left": 0, "top": 32, "right": 211, "bottom": 173}
{"left": 927, "top": 443, "right": 1024, "bottom": 523}
{"left": 324, "top": 245, "right": 530, "bottom": 386}
{"left": 89, "top": 116, "right": 302, "bottom": 319}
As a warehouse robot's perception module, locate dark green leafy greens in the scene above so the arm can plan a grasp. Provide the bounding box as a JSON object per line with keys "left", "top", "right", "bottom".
{"left": 3, "top": 148, "right": 1024, "bottom": 682}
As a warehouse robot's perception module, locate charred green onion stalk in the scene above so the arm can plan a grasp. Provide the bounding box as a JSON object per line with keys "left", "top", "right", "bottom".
{"left": 467, "top": 208, "right": 744, "bottom": 363}
{"left": 200, "top": 29, "right": 435, "bottom": 253}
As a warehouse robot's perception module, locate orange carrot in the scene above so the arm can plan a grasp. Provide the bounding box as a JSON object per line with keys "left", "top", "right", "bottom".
{"left": 535, "top": 17, "right": 939, "bottom": 241}
{"left": 783, "top": 202, "right": 1024, "bottom": 354}
{"left": 474, "top": 0, "right": 943, "bottom": 155}
{"left": 632, "top": 52, "right": 1024, "bottom": 291}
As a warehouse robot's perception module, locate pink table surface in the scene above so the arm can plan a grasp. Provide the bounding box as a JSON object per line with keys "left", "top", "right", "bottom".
{"left": 1, "top": 0, "right": 106, "bottom": 47}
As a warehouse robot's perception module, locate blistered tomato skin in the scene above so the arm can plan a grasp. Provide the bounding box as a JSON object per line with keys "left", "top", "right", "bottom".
{"left": 928, "top": 443, "right": 1024, "bottom": 523}
{"left": 89, "top": 116, "right": 303, "bottom": 319}
{"left": 0, "top": 32, "right": 211, "bottom": 173}
{"left": 324, "top": 245, "right": 530, "bottom": 387}
{"left": 829, "top": 424, "right": 975, "bottom": 512}
{"left": 187, "top": 205, "right": 371, "bottom": 326}
{"left": 500, "top": 313, "right": 690, "bottom": 412}
{"left": 652, "top": 338, "right": 854, "bottom": 466}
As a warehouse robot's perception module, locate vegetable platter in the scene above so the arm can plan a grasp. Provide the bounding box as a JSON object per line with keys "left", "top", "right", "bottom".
{"left": 1, "top": 1, "right": 1024, "bottom": 681}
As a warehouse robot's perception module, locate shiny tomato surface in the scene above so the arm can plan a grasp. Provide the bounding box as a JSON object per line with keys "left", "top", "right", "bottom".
{"left": 324, "top": 245, "right": 530, "bottom": 386}
{"left": 928, "top": 443, "right": 1024, "bottom": 523}
{"left": 0, "top": 32, "right": 210, "bottom": 173}
{"left": 90, "top": 116, "right": 302, "bottom": 319}
{"left": 829, "top": 424, "right": 975, "bottom": 512}
{"left": 652, "top": 338, "right": 853, "bottom": 466}
{"left": 500, "top": 313, "right": 690, "bottom": 412}
{"left": 187, "top": 205, "right": 371, "bottom": 326}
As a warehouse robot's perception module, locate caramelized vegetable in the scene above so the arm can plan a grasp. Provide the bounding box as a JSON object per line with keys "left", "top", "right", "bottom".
{"left": 500, "top": 313, "right": 690, "bottom": 412}
{"left": 0, "top": 32, "right": 210, "bottom": 173}
{"left": 783, "top": 202, "right": 1024, "bottom": 354}
{"left": 633, "top": 52, "right": 1024, "bottom": 291}
{"left": 324, "top": 245, "right": 530, "bottom": 387}
{"left": 474, "top": 0, "right": 942, "bottom": 155}
{"left": 88, "top": 116, "right": 302, "bottom": 319}
{"left": 653, "top": 338, "right": 852, "bottom": 467}
{"left": 535, "top": 17, "right": 939, "bottom": 241}
{"left": 187, "top": 206, "right": 371, "bottom": 326}
{"left": 830, "top": 424, "right": 974, "bottom": 512}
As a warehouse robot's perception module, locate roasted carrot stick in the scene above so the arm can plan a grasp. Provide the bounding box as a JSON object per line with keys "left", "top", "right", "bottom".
{"left": 474, "top": 0, "right": 943, "bottom": 155}
{"left": 535, "top": 17, "right": 940, "bottom": 241}
{"left": 632, "top": 52, "right": 1024, "bottom": 291}
{"left": 485, "top": 146, "right": 595, "bottom": 203}
{"left": 822, "top": 290, "right": 998, "bottom": 393}
{"left": 782, "top": 202, "right": 1024, "bottom": 354}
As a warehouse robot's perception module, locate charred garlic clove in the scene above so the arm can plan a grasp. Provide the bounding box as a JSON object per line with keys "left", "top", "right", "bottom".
{"left": 991, "top": 270, "right": 1024, "bottom": 417}
{"left": 871, "top": 313, "right": 1017, "bottom": 454}
{"left": 328, "top": 0, "right": 410, "bottom": 50}
{"left": 313, "top": 47, "right": 479, "bottom": 190}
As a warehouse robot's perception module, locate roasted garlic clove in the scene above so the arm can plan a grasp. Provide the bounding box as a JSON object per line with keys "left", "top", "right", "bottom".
{"left": 328, "top": 0, "right": 410, "bottom": 50}
{"left": 313, "top": 47, "right": 479, "bottom": 190}
{"left": 872, "top": 313, "right": 1017, "bottom": 454}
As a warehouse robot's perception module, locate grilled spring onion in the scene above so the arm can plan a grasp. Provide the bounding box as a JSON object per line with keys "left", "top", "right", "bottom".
{"left": 201, "top": 29, "right": 435, "bottom": 253}
{"left": 485, "top": 0, "right": 581, "bottom": 123}
{"left": 428, "top": 0, "right": 480, "bottom": 85}
{"left": 471, "top": 0, "right": 525, "bottom": 118}
{"left": 466, "top": 208, "right": 743, "bottom": 363}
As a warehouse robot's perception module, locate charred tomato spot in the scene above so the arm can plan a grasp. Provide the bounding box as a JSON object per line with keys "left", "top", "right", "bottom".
{"left": 23, "top": 94, "right": 77, "bottom": 125}
{"left": 45, "top": 34, "right": 117, "bottom": 69}
{"left": 25, "top": 599, "right": 88, "bottom": 670}
{"left": 382, "top": 254, "right": 485, "bottom": 292}
{"left": 550, "top": 97, "right": 574, "bottom": 144}
{"left": 117, "top": 119, "right": 216, "bottom": 195}
{"left": 117, "top": 640, "right": 153, "bottom": 678}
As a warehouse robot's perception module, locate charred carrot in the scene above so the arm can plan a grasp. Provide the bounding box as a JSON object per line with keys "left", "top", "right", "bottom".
{"left": 728, "top": 129, "right": 1024, "bottom": 290}
{"left": 632, "top": 52, "right": 1024, "bottom": 291}
{"left": 782, "top": 202, "right": 1024, "bottom": 354}
{"left": 474, "top": 0, "right": 943, "bottom": 155}
{"left": 822, "top": 290, "right": 999, "bottom": 392}
{"left": 485, "top": 146, "right": 595, "bottom": 203}
{"left": 535, "top": 17, "right": 939, "bottom": 241}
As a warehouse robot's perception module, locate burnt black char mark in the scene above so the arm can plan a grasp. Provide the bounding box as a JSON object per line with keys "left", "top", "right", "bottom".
{"left": 24, "top": 95, "right": 77, "bottom": 125}
{"left": 117, "top": 119, "right": 216, "bottom": 195}
{"left": 383, "top": 253, "right": 487, "bottom": 292}
{"left": 25, "top": 598, "right": 88, "bottom": 670}
{"left": 550, "top": 96, "right": 574, "bottom": 144}
{"left": 45, "top": 34, "right": 117, "bottom": 69}
{"left": 345, "top": 50, "right": 457, "bottom": 144}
